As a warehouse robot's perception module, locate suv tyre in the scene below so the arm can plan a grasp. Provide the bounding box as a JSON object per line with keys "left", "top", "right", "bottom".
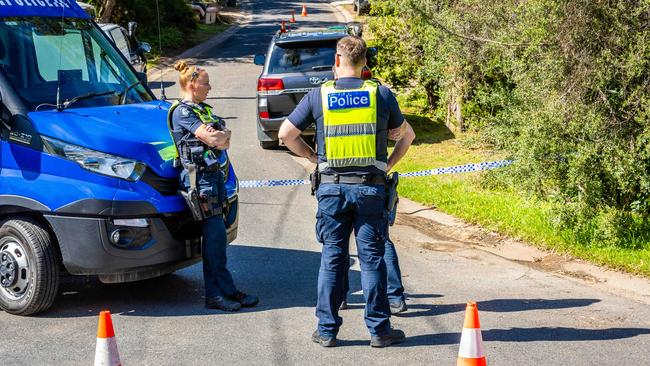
{"left": 260, "top": 140, "right": 279, "bottom": 150}
{"left": 0, "top": 218, "right": 60, "bottom": 315}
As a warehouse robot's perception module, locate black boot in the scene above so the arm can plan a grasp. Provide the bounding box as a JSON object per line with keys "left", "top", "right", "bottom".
{"left": 312, "top": 330, "right": 336, "bottom": 347}
{"left": 230, "top": 291, "right": 259, "bottom": 307}
{"left": 370, "top": 328, "right": 406, "bottom": 348}
{"left": 205, "top": 296, "right": 241, "bottom": 311}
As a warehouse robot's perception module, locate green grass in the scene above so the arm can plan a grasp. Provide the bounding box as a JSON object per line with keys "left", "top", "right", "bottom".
{"left": 392, "top": 98, "right": 650, "bottom": 277}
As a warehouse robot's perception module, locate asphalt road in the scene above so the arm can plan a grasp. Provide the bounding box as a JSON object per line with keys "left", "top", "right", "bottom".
{"left": 2, "top": 1, "right": 650, "bottom": 365}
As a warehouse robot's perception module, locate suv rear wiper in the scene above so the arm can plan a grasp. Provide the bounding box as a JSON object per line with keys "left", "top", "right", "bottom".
{"left": 59, "top": 90, "right": 119, "bottom": 111}
{"left": 312, "top": 65, "right": 334, "bottom": 71}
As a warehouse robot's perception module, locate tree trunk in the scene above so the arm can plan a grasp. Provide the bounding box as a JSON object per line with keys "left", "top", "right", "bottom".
{"left": 455, "top": 93, "right": 465, "bottom": 131}
{"left": 445, "top": 75, "right": 465, "bottom": 132}
{"left": 424, "top": 81, "right": 439, "bottom": 113}
{"left": 98, "top": 0, "right": 117, "bottom": 23}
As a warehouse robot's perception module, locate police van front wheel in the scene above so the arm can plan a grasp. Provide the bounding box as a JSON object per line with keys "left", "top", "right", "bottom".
{"left": 0, "top": 218, "right": 60, "bottom": 316}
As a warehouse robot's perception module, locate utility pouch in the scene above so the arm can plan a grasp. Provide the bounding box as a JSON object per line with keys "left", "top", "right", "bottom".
{"left": 200, "top": 193, "right": 222, "bottom": 218}
{"left": 203, "top": 149, "right": 220, "bottom": 170}
{"left": 190, "top": 146, "right": 206, "bottom": 165}
{"left": 386, "top": 171, "right": 399, "bottom": 226}
{"left": 310, "top": 167, "right": 320, "bottom": 196}
{"left": 214, "top": 172, "right": 227, "bottom": 212}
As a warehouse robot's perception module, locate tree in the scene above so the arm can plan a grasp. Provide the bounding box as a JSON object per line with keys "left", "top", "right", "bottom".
{"left": 97, "top": 0, "right": 117, "bottom": 23}
{"left": 369, "top": 0, "right": 650, "bottom": 247}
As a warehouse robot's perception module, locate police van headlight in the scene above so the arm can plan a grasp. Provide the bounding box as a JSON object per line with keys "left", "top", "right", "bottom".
{"left": 41, "top": 136, "right": 146, "bottom": 181}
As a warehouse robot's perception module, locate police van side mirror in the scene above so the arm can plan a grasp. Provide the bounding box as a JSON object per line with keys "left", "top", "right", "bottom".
{"left": 139, "top": 42, "right": 152, "bottom": 53}
{"left": 253, "top": 54, "right": 265, "bottom": 66}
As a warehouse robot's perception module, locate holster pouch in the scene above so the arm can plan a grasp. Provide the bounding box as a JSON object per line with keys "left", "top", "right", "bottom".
{"left": 181, "top": 162, "right": 224, "bottom": 222}
{"left": 310, "top": 167, "right": 320, "bottom": 195}
{"left": 386, "top": 172, "right": 399, "bottom": 226}
{"left": 181, "top": 188, "right": 205, "bottom": 221}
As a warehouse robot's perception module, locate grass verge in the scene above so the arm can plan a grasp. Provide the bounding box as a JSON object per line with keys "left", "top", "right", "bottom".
{"left": 392, "top": 96, "right": 650, "bottom": 277}
{"left": 144, "top": 22, "right": 230, "bottom": 69}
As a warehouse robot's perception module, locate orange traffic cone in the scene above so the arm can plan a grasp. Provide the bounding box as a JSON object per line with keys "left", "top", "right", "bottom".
{"left": 290, "top": 10, "right": 296, "bottom": 23}
{"left": 94, "top": 310, "right": 122, "bottom": 366}
{"left": 301, "top": 4, "right": 308, "bottom": 17}
{"left": 280, "top": 20, "right": 287, "bottom": 33}
{"left": 457, "top": 302, "right": 486, "bottom": 366}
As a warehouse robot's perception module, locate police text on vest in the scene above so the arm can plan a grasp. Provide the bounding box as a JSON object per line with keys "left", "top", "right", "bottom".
{"left": 327, "top": 91, "right": 370, "bottom": 110}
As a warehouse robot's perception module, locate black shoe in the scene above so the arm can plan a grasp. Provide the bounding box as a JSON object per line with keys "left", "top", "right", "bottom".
{"left": 312, "top": 330, "right": 336, "bottom": 347}
{"left": 205, "top": 296, "right": 241, "bottom": 311}
{"left": 370, "top": 328, "right": 406, "bottom": 348}
{"left": 230, "top": 291, "right": 259, "bottom": 307}
{"left": 389, "top": 299, "right": 408, "bottom": 315}
{"left": 339, "top": 300, "right": 348, "bottom": 310}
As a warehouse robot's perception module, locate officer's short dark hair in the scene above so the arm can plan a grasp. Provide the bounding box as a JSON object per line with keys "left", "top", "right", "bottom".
{"left": 336, "top": 36, "right": 367, "bottom": 67}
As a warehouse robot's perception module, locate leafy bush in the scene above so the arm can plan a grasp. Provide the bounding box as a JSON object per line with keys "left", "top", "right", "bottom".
{"left": 87, "top": 0, "right": 196, "bottom": 53}
{"left": 368, "top": 0, "right": 650, "bottom": 248}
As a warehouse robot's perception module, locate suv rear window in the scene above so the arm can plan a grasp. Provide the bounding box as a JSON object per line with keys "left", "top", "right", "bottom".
{"left": 268, "top": 40, "right": 338, "bottom": 74}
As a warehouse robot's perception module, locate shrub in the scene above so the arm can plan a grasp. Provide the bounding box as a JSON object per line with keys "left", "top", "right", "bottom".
{"left": 369, "top": 0, "right": 650, "bottom": 248}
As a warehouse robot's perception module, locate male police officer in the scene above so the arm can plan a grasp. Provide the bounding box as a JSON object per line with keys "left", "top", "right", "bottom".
{"left": 278, "top": 36, "right": 415, "bottom": 347}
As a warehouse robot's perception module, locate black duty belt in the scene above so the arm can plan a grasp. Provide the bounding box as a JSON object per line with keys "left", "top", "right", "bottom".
{"left": 319, "top": 173, "right": 386, "bottom": 185}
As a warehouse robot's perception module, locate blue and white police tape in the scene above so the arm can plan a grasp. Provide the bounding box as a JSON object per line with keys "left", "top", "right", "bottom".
{"left": 238, "top": 160, "right": 513, "bottom": 189}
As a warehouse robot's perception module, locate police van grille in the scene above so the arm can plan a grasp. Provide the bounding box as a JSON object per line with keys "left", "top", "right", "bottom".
{"left": 161, "top": 213, "right": 202, "bottom": 240}
{"left": 141, "top": 169, "right": 179, "bottom": 196}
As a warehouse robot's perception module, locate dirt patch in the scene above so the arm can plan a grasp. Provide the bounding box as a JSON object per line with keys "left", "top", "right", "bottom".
{"left": 419, "top": 242, "right": 461, "bottom": 253}
{"left": 394, "top": 198, "right": 650, "bottom": 304}
{"left": 398, "top": 212, "right": 602, "bottom": 282}
{"left": 517, "top": 254, "right": 601, "bottom": 283}
{"left": 395, "top": 214, "right": 474, "bottom": 245}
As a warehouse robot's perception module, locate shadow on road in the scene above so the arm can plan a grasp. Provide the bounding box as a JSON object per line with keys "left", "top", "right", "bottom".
{"left": 399, "top": 327, "right": 650, "bottom": 347}
{"left": 38, "top": 245, "right": 362, "bottom": 318}
{"left": 399, "top": 298, "right": 602, "bottom": 318}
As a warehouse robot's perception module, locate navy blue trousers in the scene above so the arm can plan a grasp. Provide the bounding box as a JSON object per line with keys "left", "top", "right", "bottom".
{"left": 315, "top": 183, "right": 391, "bottom": 338}
{"left": 181, "top": 170, "right": 237, "bottom": 299}
{"left": 343, "top": 235, "right": 405, "bottom": 304}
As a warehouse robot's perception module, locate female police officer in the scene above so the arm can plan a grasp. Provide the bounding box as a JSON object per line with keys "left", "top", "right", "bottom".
{"left": 169, "top": 60, "right": 258, "bottom": 311}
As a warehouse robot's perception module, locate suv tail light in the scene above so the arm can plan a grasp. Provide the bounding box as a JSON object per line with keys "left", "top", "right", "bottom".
{"left": 361, "top": 68, "right": 372, "bottom": 80}
{"left": 258, "top": 78, "right": 285, "bottom": 92}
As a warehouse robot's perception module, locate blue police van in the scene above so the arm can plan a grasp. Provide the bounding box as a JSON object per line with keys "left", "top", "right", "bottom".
{"left": 0, "top": 0, "right": 238, "bottom": 315}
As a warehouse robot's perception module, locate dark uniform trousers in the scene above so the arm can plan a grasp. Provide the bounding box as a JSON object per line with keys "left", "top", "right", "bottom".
{"left": 343, "top": 235, "right": 405, "bottom": 304}
{"left": 181, "top": 170, "right": 237, "bottom": 299}
{"left": 315, "top": 182, "right": 391, "bottom": 337}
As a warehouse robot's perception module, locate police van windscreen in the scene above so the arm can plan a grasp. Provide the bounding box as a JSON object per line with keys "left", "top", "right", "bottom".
{"left": 0, "top": 18, "right": 152, "bottom": 111}
{"left": 268, "top": 40, "right": 338, "bottom": 74}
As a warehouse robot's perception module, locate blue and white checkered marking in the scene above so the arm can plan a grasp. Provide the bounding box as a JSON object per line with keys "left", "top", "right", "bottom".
{"left": 238, "top": 160, "right": 513, "bottom": 189}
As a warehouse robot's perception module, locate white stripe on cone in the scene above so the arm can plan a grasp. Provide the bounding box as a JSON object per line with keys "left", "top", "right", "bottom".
{"left": 94, "top": 337, "right": 121, "bottom": 366}
{"left": 458, "top": 328, "right": 485, "bottom": 358}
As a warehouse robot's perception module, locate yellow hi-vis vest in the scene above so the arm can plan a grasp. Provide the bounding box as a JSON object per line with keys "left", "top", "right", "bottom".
{"left": 319, "top": 79, "right": 386, "bottom": 171}
{"left": 166, "top": 100, "right": 221, "bottom": 159}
